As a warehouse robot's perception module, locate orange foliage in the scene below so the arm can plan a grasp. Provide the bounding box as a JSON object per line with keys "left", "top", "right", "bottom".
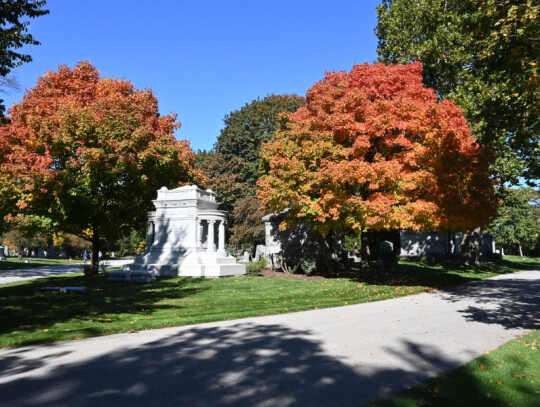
{"left": 0, "top": 61, "right": 201, "bottom": 241}
{"left": 257, "top": 63, "right": 496, "bottom": 235}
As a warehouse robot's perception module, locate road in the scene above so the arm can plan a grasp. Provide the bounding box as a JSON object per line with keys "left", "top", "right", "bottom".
{"left": 0, "top": 259, "right": 134, "bottom": 285}
{"left": 0, "top": 269, "right": 538, "bottom": 406}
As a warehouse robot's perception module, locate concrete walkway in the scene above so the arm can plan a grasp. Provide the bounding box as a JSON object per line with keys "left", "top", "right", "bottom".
{"left": 0, "top": 269, "right": 538, "bottom": 407}
{"left": 0, "top": 259, "right": 134, "bottom": 285}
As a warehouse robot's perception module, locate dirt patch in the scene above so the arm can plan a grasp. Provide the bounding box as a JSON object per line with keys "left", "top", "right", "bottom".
{"left": 261, "top": 268, "right": 326, "bottom": 280}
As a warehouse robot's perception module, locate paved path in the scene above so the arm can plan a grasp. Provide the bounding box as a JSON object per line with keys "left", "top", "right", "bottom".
{"left": 0, "top": 259, "right": 134, "bottom": 285}
{"left": 0, "top": 269, "right": 538, "bottom": 407}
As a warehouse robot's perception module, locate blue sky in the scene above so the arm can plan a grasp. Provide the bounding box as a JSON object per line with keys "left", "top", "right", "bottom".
{"left": 3, "top": 0, "right": 381, "bottom": 152}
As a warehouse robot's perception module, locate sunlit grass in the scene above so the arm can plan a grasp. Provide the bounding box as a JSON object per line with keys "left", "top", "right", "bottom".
{"left": 0, "top": 257, "right": 80, "bottom": 271}
{"left": 371, "top": 330, "right": 540, "bottom": 407}
{"left": 0, "top": 255, "right": 538, "bottom": 348}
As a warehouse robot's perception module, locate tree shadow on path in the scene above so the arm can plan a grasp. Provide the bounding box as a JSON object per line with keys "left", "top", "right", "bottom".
{"left": 0, "top": 322, "right": 476, "bottom": 407}
{"left": 438, "top": 274, "right": 540, "bottom": 330}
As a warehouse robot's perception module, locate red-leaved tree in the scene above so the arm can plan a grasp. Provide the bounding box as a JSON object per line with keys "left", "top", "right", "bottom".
{"left": 0, "top": 61, "right": 201, "bottom": 271}
{"left": 257, "top": 62, "right": 496, "bottom": 267}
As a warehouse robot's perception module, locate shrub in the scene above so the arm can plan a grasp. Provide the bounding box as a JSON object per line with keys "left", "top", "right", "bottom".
{"left": 245, "top": 257, "right": 267, "bottom": 276}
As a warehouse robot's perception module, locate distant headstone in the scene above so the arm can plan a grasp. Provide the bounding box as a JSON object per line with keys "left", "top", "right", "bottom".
{"left": 37, "top": 248, "right": 46, "bottom": 258}
{"left": 47, "top": 239, "right": 56, "bottom": 259}
{"left": 4, "top": 245, "right": 9, "bottom": 257}
{"left": 24, "top": 259, "right": 30, "bottom": 263}
{"left": 379, "top": 240, "right": 393, "bottom": 254}
{"left": 379, "top": 240, "right": 395, "bottom": 268}
{"left": 0, "top": 256, "right": 6, "bottom": 261}
{"left": 255, "top": 245, "right": 267, "bottom": 260}
{"left": 243, "top": 251, "right": 250, "bottom": 262}
{"left": 59, "top": 249, "right": 67, "bottom": 258}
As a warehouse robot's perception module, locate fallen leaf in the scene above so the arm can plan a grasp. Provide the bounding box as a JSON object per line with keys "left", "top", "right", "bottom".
{"left": 433, "top": 386, "right": 440, "bottom": 393}
{"left": 497, "top": 381, "right": 504, "bottom": 386}
{"left": 512, "top": 373, "right": 527, "bottom": 379}
{"left": 484, "top": 350, "right": 490, "bottom": 355}
{"left": 43, "top": 329, "right": 49, "bottom": 332}
{"left": 479, "top": 365, "right": 485, "bottom": 370}
{"left": 531, "top": 373, "right": 538, "bottom": 377}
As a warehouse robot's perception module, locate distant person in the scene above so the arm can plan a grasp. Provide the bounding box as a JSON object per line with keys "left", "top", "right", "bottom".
{"left": 98, "top": 251, "right": 103, "bottom": 263}
{"left": 83, "top": 250, "right": 88, "bottom": 264}
{"left": 353, "top": 242, "right": 359, "bottom": 258}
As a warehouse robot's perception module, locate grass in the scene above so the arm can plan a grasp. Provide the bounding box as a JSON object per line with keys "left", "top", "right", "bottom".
{"left": 0, "top": 257, "right": 80, "bottom": 271}
{"left": 370, "top": 330, "right": 540, "bottom": 407}
{"left": 0, "top": 255, "right": 538, "bottom": 348}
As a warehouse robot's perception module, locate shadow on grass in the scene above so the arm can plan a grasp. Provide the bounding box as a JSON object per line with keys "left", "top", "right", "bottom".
{"left": 372, "top": 337, "right": 540, "bottom": 407}
{"left": 328, "top": 257, "right": 540, "bottom": 290}
{"left": 0, "top": 274, "right": 206, "bottom": 339}
{"left": 0, "top": 322, "right": 519, "bottom": 407}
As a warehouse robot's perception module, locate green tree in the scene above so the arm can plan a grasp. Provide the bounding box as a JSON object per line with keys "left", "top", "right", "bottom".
{"left": 197, "top": 94, "right": 304, "bottom": 250}
{"left": 0, "top": 0, "right": 49, "bottom": 118}
{"left": 488, "top": 187, "right": 540, "bottom": 256}
{"left": 376, "top": 0, "right": 539, "bottom": 183}
{"left": 0, "top": 62, "right": 201, "bottom": 271}
{"left": 215, "top": 94, "right": 305, "bottom": 186}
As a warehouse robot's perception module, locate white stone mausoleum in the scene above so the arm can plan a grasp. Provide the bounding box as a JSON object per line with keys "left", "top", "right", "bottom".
{"left": 125, "top": 185, "right": 246, "bottom": 277}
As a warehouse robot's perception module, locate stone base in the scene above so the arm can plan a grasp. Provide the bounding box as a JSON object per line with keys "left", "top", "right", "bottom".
{"left": 107, "top": 269, "right": 156, "bottom": 283}
{"left": 128, "top": 249, "right": 246, "bottom": 277}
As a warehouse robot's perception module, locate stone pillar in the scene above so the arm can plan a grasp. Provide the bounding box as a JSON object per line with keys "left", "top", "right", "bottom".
{"left": 196, "top": 219, "right": 202, "bottom": 248}
{"left": 147, "top": 221, "right": 155, "bottom": 248}
{"left": 218, "top": 219, "right": 226, "bottom": 254}
{"left": 207, "top": 220, "right": 216, "bottom": 252}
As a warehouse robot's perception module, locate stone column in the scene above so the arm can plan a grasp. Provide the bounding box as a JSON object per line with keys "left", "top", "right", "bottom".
{"left": 207, "top": 220, "right": 216, "bottom": 252}
{"left": 147, "top": 221, "right": 155, "bottom": 248}
{"left": 218, "top": 219, "right": 226, "bottom": 254}
{"left": 196, "top": 219, "right": 202, "bottom": 248}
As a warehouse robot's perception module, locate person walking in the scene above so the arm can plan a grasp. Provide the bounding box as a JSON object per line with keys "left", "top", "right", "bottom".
{"left": 83, "top": 251, "right": 88, "bottom": 264}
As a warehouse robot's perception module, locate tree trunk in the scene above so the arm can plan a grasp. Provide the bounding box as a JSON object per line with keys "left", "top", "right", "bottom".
{"left": 88, "top": 229, "right": 101, "bottom": 276}
{"left": 459, "top": 227, "right": 482, "bottom": 267}
{"left": 360, "top": 230, "right": 371, "bottom": 270}
{"left": 518, "top": 243, "right": 523, "bottom": 257}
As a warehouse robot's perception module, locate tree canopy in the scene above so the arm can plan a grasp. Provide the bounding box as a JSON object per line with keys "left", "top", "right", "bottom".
{"left": 257, "top": 63, "right": 496, "bottom": 263}
{"left": 487, "top": 187, "right": 539, "bottom": 256}
{"left": 376, "top": 0, "right": 539, "bottom": 183}
{"left": 0, "top": 0, "right": 49, "bottom": 117}
{"left": 214, "top": 94, "right": 304, "bottom": 186}
{"left": 197, "top": 94, "right": 304, "bottom": 249}
{"left": 0, "top": 61, "right": 201, "bottom": 268}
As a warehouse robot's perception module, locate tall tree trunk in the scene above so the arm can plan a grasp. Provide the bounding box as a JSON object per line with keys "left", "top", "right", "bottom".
{"left": 360, "top": 230, "right": 371, "bottom": 270}
{"left": 460, "top": 227, "right": 482, "bottom": 267}
{"left": 89, "top": 228, "right": 101, "bottom": 275}
{"left": 518, "top": 243, "right": 523, "bottom": 257}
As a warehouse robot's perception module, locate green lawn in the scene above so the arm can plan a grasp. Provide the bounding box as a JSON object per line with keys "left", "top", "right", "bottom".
{"left": 0, "top": 255, "right": 538, "bottom": 348}
{"left": 371, "top": 330, "right": 540, "bottom": 407}
{"left": 0, "top": 257, "right": 80, "bottom": 271}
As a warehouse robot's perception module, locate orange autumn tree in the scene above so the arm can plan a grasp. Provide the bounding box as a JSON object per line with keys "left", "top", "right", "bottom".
{"left": 257, "top": 62, "right": 496, "bottom": 267}
{"left": 0, "top": 61, "right": 201, "bottom": 271}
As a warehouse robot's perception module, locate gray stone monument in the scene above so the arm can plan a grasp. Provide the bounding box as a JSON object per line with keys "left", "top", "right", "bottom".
{"left": 124, "top": 185, "right": 246, "bottom": 277}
